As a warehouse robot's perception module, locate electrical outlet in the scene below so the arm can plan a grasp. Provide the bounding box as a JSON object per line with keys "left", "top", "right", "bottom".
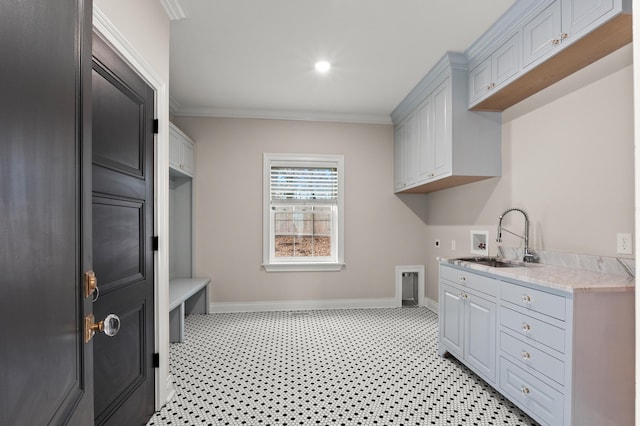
{"left": 617, "top": 233, "right": 632, "bottom": 255}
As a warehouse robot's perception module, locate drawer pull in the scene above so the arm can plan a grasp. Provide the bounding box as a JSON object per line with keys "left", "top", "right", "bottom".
{"left": 521, "top": 351, "right": 531, "bottom": 360}
{"left": 521, "top": 386, "right": 530, "bottom": 395}
{"left": 521, "top": 323, "right": 531, "bottom": 332}
{"left": 460, "top": 276, "right": 467, "bottom": 282}
{"left": 521, "top": 294, "right": 532, "bottom": 303}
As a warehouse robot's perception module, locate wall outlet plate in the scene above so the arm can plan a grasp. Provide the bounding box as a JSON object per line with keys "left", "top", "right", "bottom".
{"left": 617, "top": 233, "right": 632, "bottom": 255}
{"left": 471, "top": 230, "right": 489, "bottom": 255}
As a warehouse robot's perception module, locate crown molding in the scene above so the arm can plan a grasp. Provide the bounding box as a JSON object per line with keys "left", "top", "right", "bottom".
{"left": 169, "top": 95, "right": 182, "bottom": 115}
{"left": 172, "top": 106, "right": 393, "bottom": 125}
{"left": 160, "top": 0, "right": 187, "bottom": 20}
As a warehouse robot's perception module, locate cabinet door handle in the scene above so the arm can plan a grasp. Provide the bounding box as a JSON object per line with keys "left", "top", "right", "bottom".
{"left": 521, "top": 351, "right": 531, "bottom": 360}
{"left": 521, "top": 294, "right": 532, "bottom": 303}
{"left": 521, "top": 386, "right": 530, "bottom": 395}
{"left": 521, "top": 323, "right": 531, "bottom": 332}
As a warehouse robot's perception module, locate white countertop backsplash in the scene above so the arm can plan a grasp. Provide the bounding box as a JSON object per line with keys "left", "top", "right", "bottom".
{"left": 439, "top": 247, "right": 635, "bottom": 293}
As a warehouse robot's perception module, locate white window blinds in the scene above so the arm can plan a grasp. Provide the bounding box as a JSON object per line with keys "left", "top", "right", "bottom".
{"left": 270, "top": 167, "right": 338, "bottom": 202}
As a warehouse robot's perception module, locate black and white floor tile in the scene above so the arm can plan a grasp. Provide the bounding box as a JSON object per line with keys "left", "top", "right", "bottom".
{"left": 147, "top": 308, "right": 538, "bottom": 426}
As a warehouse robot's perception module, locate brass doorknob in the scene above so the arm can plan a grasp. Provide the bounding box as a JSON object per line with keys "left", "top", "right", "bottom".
{"left": 84, "top": 313, "right": 120, "bottom": 343}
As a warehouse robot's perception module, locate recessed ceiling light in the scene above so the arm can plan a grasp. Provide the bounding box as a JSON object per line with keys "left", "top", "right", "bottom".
{"left": 314, "top": 61, "right": 331, "bottom": 73}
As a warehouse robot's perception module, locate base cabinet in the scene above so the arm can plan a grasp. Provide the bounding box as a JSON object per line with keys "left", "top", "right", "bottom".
{"left": 499, "top": 357, "right": 565, "bottom": 425}
{"left": 439, "top": 268, "right": 497, "bottom": 384}
{"left": 439, "top": 263, "right": 634, "bottom": 426}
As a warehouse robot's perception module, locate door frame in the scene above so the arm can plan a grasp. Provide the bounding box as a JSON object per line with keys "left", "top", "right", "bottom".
{"left": 93, "top": 6, "right": 173, "bottom": 410}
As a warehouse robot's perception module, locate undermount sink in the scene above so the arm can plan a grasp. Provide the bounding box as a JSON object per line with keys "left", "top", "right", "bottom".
{"left": 454, "top": 256, "right": 527, "bottom": 268}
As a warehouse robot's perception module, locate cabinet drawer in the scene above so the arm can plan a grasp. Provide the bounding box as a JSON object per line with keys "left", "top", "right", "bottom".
{"left": 500, "top": 306, "right": 565, "bottom": 353}
{"left": 440, "top": 266, "right": 498, "bottom": 297}
{"left": 499, "top": 357, "right": 564, "bottom": 426}
{"left": 500, "top": 281, "right": 566, "bottom": 321}
{"left": 500, "top": 331, "right": 564, "bottom": 386}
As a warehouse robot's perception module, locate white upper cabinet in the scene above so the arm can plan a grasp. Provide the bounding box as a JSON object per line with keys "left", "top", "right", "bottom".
{"left": 467, "top": 0, "right": 631, "bottom": 111}
{"left": 393, "top": 124, "right": 406, "bottom": 192}
{"left": 392, "top": 52, "right": 501, "bottom": 194}
{"left": 169, "top": 122, "right": 195, "bottom": 177}
{"left": 468, "top": 33, "right": 520, "bottom": 108}
{"left": 414, "top": 82, "right": 450, "bottom": 184}
{"left": 522, "top": 1, "right": 562, "bottom": 68}
{"left": 562, "top": 0, "right": 617, "bottom": 41}
{"left": 404, "top": 112, "right": 419, "bottom": 187}
{"left": 416, "top": 94, "right": 435, "bottom": 182}
{"left": 430, "top": 80, "right": 451, "bottom": 180}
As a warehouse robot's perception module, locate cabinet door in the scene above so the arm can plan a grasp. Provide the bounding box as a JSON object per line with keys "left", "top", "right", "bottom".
{"left": 465, "top": 294, "right": 497, "bottom": 381}
{"left": 440, "top": 283, "right": 464, "bottom": 357}
{"left": 169, "top": 126, "right": 182, "bottom": 170}
{"left": 562, "top": 0, "right": 615, "bottom": 40}
{"left": 394, "top": 122, "right": 407, "bottom": 191}
{"left": 431, "top": 79, "right": 451, "bottom": 178}
{"left": 492, "top": 33, "right": 520, "bottom": 87}
{"left": 404, "top": 112, "right": 419, "bottom": 186}
{"left": 169, "top": 124, "right": 195, "bottom": 177}
{"left": 180, "top": 139, "right": 195, "bottom": 175}
{"left": 468, "top": 58, "right": 492, "bottom": 106}
{"left": 417, "top": 96, "right": 434, "bottom": 181}
{"left": 522, "top": 1, "right": 562, "bottom": 68}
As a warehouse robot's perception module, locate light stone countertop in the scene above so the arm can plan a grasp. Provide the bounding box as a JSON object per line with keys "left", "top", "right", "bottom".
{"left": 438, "top": 257, "right": 634, "bottom": 293}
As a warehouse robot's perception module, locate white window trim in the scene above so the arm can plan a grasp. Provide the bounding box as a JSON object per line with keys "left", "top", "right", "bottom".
{"left": 263, "top": 153, "right": 345, "bottom": 272}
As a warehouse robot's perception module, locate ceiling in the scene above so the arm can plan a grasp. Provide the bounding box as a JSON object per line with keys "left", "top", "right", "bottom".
{"left": 168, "top": 0, "right": 517, "bottom": 124}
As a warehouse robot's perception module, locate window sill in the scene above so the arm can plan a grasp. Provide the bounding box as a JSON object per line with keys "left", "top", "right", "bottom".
{"left": 263, "top": 263, "right": 345, "bottom": 272}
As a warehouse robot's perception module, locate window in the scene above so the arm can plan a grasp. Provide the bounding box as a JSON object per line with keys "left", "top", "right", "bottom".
{"left": 263, "top": 153, "right": 344, "bottom": 272}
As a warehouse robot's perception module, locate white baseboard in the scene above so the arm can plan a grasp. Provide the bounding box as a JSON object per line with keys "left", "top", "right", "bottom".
{"left": 165, "top": 374, "right": 176, "bottom": 404}
{"left": 209, "top": 297, "right": 398, "bottom": 313}
{"left": 424, "top": 297, "right": 439, "bottom": 314}
{"left": 209, "top": 297, "right": 440, "bottom": 315}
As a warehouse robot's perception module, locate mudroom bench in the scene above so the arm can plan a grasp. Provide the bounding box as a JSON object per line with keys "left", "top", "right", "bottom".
{"left": 169, "top": 277, "right": 210, "bottom": 343}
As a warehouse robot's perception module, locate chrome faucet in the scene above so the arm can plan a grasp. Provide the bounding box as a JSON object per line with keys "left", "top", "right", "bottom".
{"left": 496, "top": 208, "right": 536, "bottom": 262}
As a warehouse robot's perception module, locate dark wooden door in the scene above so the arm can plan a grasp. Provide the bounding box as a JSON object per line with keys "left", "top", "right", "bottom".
{"left": 91, "top": 34, "right": 156, "bottom": 425}
{"left": 0, "top": 0, "right": 94, "bottom": 425}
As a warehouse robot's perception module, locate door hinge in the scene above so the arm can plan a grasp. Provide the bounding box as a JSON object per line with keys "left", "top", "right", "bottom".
{"left": 153, "top": 119, "right": 159, "bottom": 134}
{"left": 152, "top": 353, "right": 160, "bottom": 368}
{"left": 152, "top": 236, "right": 159, "bottom": 251}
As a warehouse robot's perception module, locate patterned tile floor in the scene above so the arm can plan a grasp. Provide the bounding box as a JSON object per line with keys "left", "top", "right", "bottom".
{"left": 147, "top": 308, "right": 538, "bottom": 426}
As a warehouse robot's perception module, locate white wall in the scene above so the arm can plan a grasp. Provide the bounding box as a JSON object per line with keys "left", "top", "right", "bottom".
{"left": 174, "top": 45, "right": 634, "bottom": 308}
{"left": 94, "top": 0, "right": 170, "bottom": 80}
{"left": 173, "top": 117, "right": 429, "bottom": 306}
{"left": 423, "top": 45, "right": 634, "bottom": 302}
